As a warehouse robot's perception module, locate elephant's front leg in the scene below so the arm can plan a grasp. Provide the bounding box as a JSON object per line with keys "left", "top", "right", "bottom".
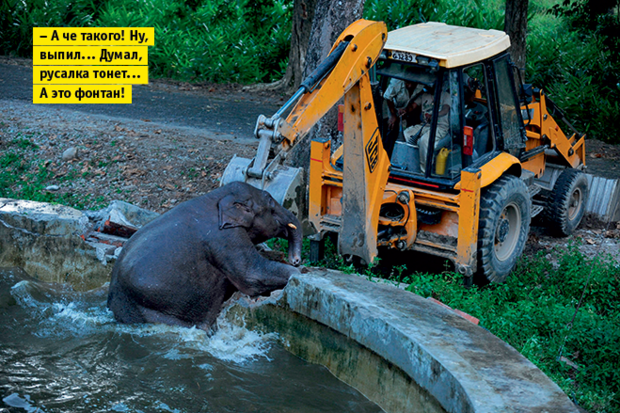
{"left": 212, "top": 240, "right": 300, "bottom": 297}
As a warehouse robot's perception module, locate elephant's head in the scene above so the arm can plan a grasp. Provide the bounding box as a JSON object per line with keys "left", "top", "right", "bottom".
{"left": 217, "top": 182, "right": 302, "bottom": 266}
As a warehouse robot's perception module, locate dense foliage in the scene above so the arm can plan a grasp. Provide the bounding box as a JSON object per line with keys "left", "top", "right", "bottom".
{"left": 1, "top": 0, "right": 619, "bottom": 141}
{"left": 0, "top": 0, "right": 291, "bottom": 83}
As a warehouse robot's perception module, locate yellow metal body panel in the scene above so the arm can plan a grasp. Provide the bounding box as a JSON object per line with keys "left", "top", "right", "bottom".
{"left": 309, "top": 139, "right": 344, "bottom": 231}
{"left": 455, "top": 169, "right": 482, "bottom": 275}
{"left": 453, "top": 152, "right": 520, "bottom": 190}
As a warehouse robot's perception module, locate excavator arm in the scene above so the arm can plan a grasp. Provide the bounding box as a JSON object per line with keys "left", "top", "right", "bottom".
{"left": 221, "top": 19, "right": 389, "bottom": 265}
{"left": 276, "top": 20, "right": 387, "bottom": 148}
{"left": 247, "top": 20, "right": 387, "bottom": 175}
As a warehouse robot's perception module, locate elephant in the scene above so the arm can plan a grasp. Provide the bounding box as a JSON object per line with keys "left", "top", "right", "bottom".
{"left": 106, "top": 181, "right": 302, "bottom": 330}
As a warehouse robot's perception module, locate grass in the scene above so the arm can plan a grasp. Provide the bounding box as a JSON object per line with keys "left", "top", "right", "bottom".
{"left": 267, "top": 235, "right": 620, "bottom": 413}
{"left": 399, "top": 247, "right": 619, "bottom": 412}
{"left": 0, "top": 133, "right": 105, "bottom": 210}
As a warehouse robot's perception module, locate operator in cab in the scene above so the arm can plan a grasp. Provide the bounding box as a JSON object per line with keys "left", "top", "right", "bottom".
{"left": 399, "top": 85, "right": 450, "bottom": 172}
{"left": 384, "top": 78, "right": 425, "bottom": 133}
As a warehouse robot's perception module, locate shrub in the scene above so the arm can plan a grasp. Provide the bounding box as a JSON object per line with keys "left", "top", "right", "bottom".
{"left": 398, "top": 246, "right": 620, "bottom": 413}
{"left": 527, "top": 12, "right": 620, "bottom": 143}
{"left": 0, "top": 0, "right": 97, "bottom": 56}
{"left": 0, "top": 0, "right": 292, "bottom": 84}
{"left": 364, "top": 0, "right": 504, "bottom": 30}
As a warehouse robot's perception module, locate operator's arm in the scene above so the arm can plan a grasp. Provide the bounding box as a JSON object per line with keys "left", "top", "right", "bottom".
{"left": 398, "top": 101, "right": 419, "bottom": 117}
{"left": 384, "top": 79, "right": 404, "bottom": 130}
{"left": 386, "top": 100, "right": 399, "bottom": 130}
{"left": 437, "top": 104, "right": 450, "bottom": 117}
{"left": 421, "top": 103, "right": 449, "bottom": 122}
{"left": 438, "top": 90, "right": 451, "bottom": 118}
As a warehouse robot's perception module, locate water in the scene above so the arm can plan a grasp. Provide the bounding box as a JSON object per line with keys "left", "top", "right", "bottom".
{"left": 0, "top": 268, "right": 382, "bottom": 413}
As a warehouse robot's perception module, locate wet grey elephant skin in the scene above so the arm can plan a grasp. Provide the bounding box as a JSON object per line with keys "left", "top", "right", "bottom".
{"left": 107, "top": 182, "right": 302, "bottom": 330}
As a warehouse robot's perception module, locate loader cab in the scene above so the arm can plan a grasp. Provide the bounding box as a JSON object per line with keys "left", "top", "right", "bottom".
{"left": 375, "top": 23, "right": 525, "bottom": 189}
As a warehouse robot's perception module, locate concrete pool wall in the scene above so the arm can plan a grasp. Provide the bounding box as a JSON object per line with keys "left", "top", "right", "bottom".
{"left": 0, "top": 198, "right": 157, "bottom": 290}
{"left": 0, "top": 198, "right": 579, "bottom": 412}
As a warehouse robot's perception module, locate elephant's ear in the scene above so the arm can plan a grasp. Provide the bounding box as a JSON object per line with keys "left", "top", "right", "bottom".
{"left": 218, "top": 194, "right": 255, "bottom": 229}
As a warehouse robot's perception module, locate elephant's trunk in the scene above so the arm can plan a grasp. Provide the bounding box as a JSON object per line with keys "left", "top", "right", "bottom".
{"left": 285, "top": 221, "right": 302, "bottom": 267}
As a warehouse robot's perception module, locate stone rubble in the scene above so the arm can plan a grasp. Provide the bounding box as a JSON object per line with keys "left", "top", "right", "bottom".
{"left": 0, "top": 198, "right": 158, "bottom": 289}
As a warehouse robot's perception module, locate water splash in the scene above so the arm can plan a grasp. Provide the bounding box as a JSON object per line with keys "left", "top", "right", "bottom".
{"left": 10, "top": 278, "right": 277, "bottom": 364}
{"left": 1, "top": 268, "right": 382, "bottom": 413}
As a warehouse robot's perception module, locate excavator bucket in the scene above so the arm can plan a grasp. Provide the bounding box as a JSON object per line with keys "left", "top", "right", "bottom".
{"left": 221, "top": 155, "right": 304, "bottom": 218}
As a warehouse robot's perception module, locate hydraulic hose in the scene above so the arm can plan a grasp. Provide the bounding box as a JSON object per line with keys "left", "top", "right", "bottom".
{"left": 273, "top": 40, "right": 350, "bottom": 119}
{"left": 300, "top": 40, "right": 351, "bottom": 93}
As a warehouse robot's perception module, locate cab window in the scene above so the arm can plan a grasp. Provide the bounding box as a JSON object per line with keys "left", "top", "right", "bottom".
{"left": 375, "top": 61, "right": 461, "bottom": 180}
{"left": 493, "top": 55, "right": 525, "bottom": 156}
{"left": 462, "top": 63, "right": 494, "bottom": 163}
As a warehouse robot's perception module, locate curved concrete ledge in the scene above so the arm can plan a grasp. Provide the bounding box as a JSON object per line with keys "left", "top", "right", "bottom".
{"left": 238, "top": 269, "right": 578, "bottom": 413}
{"left": 228, "top": 292, "right": 447, "bottom": 413}
{"left": 1, "top": 198, "right": 579, "bottom": 412}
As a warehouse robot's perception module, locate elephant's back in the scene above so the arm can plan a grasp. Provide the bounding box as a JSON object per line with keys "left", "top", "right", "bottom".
{"left": 111, "top": 199, "right": 217, "bottom": 288}
{"left": 120, "top": 196, "right": 216, "bottom": 262}
{"left": 107, "top": 192, "right": 225, "bottom": 322}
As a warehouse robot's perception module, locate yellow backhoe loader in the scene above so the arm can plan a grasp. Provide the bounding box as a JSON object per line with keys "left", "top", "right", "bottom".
{"left": 222, "top": 20, "right": 588, "bottom": 283}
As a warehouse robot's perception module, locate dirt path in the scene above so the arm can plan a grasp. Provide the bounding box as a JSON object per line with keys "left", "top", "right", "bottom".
{"left": 1, "top": 57, "right": 285, "bottom": 211}
{"left": 1, "top": 57, "right": 618, "bottom": 265}
{"left": 1, "top": 57, "right": 285, "bottom": 139}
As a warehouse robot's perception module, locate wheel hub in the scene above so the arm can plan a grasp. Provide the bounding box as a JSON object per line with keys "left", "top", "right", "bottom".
{"left": 496, "top": 218, "right": 510, "bottom": 243}
{"left": 568, "top": 188, "right": 582, "bottom": 220}
{"left": 494, "top": 202, "right": 522, "bottom": 262}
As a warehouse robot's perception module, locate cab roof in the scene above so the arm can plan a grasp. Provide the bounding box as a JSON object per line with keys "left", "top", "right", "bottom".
{"left": 384, "top": 22, "right": 511, "bottom": 68}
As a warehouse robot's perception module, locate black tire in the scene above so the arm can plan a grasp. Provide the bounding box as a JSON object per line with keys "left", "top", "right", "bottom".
{"left": 476, "top": 175, "right": 531, "bottom": 283}
{"left": 544, "top": 169, "right": 589, "bottom": 237}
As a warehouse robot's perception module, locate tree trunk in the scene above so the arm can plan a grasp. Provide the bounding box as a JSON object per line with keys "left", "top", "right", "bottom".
{"left": 504, "top": 0, "right": 529, "bottom": 75}
{"left": 286, "top": 0, "right": 318, "bottom": 93}
{"left": 286, "top": 0, "right": 366, "bottom": 167}
{"left": 284, "top": 0, "right": 366, "bottom": 230}
{"left": 246, "top": 0, "right": 317, "bottom": 94}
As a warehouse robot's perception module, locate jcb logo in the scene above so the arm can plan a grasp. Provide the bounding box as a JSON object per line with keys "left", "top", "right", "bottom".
{"left": 365, "top": 128, "right": 380, "bottom": 173}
